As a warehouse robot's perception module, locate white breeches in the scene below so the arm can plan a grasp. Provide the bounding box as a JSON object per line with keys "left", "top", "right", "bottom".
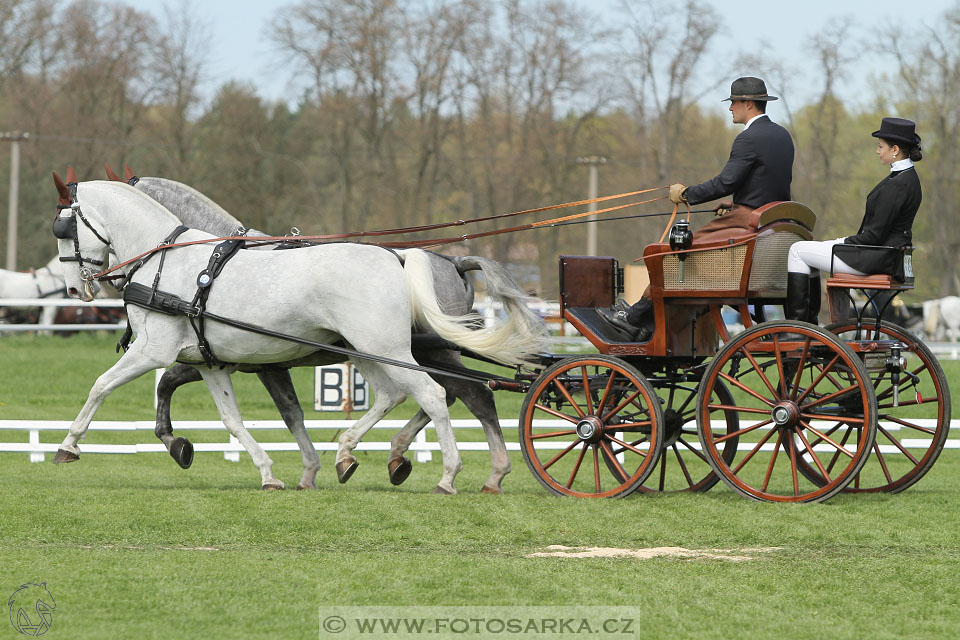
{"left": 787, "top": 238, "right": 868, "bottom": 276}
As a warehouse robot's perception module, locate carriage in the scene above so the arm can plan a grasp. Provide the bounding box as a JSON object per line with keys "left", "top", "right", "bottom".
{"left": 51, "top": 172, "right": 950, "bottom": 502}
{"left": 514, "top": 201, "right": 951, "bottom": 502}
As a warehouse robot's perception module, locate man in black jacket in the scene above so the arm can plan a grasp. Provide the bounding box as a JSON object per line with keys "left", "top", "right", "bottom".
{"left": 598, "top": 76, "right": 796, "bottom": 340}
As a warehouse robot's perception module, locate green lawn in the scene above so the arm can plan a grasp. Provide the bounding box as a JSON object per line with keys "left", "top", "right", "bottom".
{"left": 1, "top": 333, "right": 959, "bottom": 639}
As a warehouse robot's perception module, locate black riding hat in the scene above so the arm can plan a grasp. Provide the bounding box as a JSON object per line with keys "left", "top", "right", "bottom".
{"left": 722, "top": 76, "right": 778, "bottom": 102}
{"left": 872, "top": 117, "right": 921, "bottom": 147}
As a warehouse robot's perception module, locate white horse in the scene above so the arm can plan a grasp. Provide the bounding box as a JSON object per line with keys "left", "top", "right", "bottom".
{"left": 0, "top": 257, "right": 67, "bottom": 327}
{"left": 51, "top": 176, "right": 545, "bottom": 493}
{"left": 923, "top": 296, "right": 960, "bottom": 342}
{"left": 115, "top": 169, "right": 542, "bottom": 493}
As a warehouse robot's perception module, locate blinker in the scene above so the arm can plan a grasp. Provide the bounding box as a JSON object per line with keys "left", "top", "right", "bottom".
{"left": 52, "top": 213, "right": 77, "bottom": 240}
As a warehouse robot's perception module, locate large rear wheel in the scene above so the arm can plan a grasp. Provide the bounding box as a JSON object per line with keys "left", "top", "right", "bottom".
{"left": 519, "top": 355, "right": 663, "bottom": 498}
{"left": 696, "top": 321, "right": 878, "bottom": 502}
{"left": 794, "top": 320, "right": 951, "bottom": 493}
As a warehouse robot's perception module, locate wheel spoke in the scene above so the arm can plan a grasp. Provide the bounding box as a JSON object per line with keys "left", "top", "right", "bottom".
{"left": 713, "top": 418, "right": 773, "bottom": 444}
{"left": 789, "top": 339, "right": 812, "bottom": 401}
{"left": 872, "top": 440, "right": 894, "bottom": 484}
{"left": 708, "top": 403, "right": 770, "bottom": 415}
{"left": 565, "top": 443, "right": 589, "bottom": 489}
{"left": 542, "top": 439, "right": 582, "bottom": 471}
{"left": 530, "top": 429, "right": 578, "bottom": 440}
{"left": 718, "top": 371, "right": 777, "bottom": 407}
{"left": 601, "top": 389, "right": 643, "bottom": 422}
{"left": 732, "top": 427, "right": 778, "bottom": 474}
{"left": 605, "top": 434, "right": 649, "bottom": 458}
{"left": 551, "top": 379, "right": 586, "bottom": 419}
{"left": 880, "top": 415, "right": 936, "bottom": 436}
{"left": 877, "top": 425, "right": 921, "bottom": 464}
{"left": 795, "top": 353, "right": 841, "bottom": 404}
{"left": 761, "top": 431, "right": 784, "bottom": 492}
{"left": 787, "top": 429, "right": 800, "bottom": 496}
{"left": 798, "top": 419, "right": 855, "bottom": 458}
{"left": 595, "top": 369, "right": 618, "bottom": 416}
{"left": 580, "top": 366, "right": 595, "bottom": 415}
{"left": 795, "top": 427, "right": 831, "bottom": 483}
{"left": 741, "top": 347, "right": 782, "bottom": 400}
{"left": 593, "top": 445, "right": 601, "bottom": 493}
{"left": 678, "top": 437, "right": 711, "bottom": 464}
{"left": 802, "top": 383, "right": 861, "bottom": 411}
{"left": 672, "top": 443, "right": 696, "bottom": 487}
{"left": 533, "top": 403, "right": 580, "bottom": 424}
{"left": 600, "top": 440, "right": 629, "bottom": 481}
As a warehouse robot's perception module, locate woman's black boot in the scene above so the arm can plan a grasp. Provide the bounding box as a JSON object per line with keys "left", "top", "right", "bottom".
{"left": 785, "top": 272, "right": 811, "bottom": 322}
{"left": 808, "top": 272, "right": 821, "bottom": 324}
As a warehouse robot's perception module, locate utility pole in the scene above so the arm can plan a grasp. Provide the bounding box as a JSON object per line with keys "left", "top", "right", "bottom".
{"left": 576, "top": 155, "right": 606, "bottom": 256}
{"left": 2, "top": 131, "right": 29, "bottom": 270}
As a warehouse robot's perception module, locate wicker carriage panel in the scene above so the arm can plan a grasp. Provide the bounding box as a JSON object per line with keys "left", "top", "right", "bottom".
{"left": 747, "top": 231, "right": 805, "bottom": 292}
{"left": 663, "top": 245, "right": 747, "bottom": 291}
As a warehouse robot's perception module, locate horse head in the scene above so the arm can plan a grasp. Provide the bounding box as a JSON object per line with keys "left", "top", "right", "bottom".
{"left": 51, "top": 166, "right": 109, "bottom": 301}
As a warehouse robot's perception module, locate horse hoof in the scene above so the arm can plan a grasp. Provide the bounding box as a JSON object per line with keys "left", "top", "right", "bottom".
{"left": 296, "top": 483, "right": 315, "bottom": 491}
{"left": 480, "top": 484, "right": 503, "bottom": 494}
{"left": 170, "top": 437, "right": 194, "bottom": 470}
{"left": 432, "top": 485, "right": 456, "bottom": 495}
{"left": 336, "top": 458, "right": 358, "bottom": 484}
{"left": 53, "top": 449, "right": 79, "bottom": 464}
{"left": 388, "top": 457, "right": 412, "bottom": 486}
{"left": 262, "top": 483, "right": 285, "bottom": 491}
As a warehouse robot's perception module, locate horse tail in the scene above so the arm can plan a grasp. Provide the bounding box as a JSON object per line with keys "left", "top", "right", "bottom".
{"left": 398, "top": 249, "right": 548, "bottom": 366}
{"left": 923, "top": 299, "right": 940, "bottom": 341}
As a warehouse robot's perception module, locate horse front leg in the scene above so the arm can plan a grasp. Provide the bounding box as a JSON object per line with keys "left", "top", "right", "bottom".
{"left": 155, "top": 364, "right": 203, "bottom": 469}
{"left": 256, "top": 366, "right": 321, "bottom": 490}
{"left": 197, "top": 368, "right": 284, "bottom": 490}
{"left": 55, "top": 343, "right": 173, "bottom": 462}
{"left": 388, "top": 410, "right": 432, "bottom": 486}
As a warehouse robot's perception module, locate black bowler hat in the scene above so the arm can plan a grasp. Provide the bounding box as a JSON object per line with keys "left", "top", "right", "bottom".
{"left": 872, "top": 117, "right": 921, "bottom": 146}
{"left": 722, "top": 76, "right": 778, "bottom": 102}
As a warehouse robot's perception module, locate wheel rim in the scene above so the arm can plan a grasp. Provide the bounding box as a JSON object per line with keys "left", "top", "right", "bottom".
{"left": 793, "top": 320, "right": 951, "bottom": 493}
{"left": 630, "top": 379, "right": 738, "bottom": 493}
{"left": 519, "top": 356, "right": 663, "bottom": 498}
{"left": 697, "top": 321, "right": 877, "bottom": 502}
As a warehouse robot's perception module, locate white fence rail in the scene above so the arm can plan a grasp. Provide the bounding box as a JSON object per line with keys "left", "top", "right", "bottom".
{"left": 0, "top": 419, "right": 955, "bottom": 464}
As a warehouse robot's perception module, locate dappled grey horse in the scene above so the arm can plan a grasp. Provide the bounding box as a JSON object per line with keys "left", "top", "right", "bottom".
{"left": 115, "top": 170, "right": 542, "bottom": 492}
{"left": 52, "top": 175, "right": 544, "bottom": 493}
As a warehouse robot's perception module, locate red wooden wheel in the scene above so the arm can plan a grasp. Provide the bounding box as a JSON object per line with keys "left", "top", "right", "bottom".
{"left": 792, "top": 320, "right": 951, "bottom": 493}
{"left": 696, "top": 321, "right": 878, "bottom": 502}
{"left": 519, "top": 355, "right": 663, "bottom": 498}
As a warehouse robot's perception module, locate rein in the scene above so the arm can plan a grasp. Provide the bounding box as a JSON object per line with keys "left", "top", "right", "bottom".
{"left": 88, "top": 188, "right": 669, "bottom": 280}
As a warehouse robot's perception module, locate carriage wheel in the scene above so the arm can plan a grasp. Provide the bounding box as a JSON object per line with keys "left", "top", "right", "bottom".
{"left": 519, "top": 355, "right": 663, "bottom": 498}
{"left": 696, "top": 321, "right": 877, "bottom": 502}
{"left": 626, "top": 379, "right": 739, "bottom": 493}
{"left": 791, "top": 320, "right": 951, "bottom": 493}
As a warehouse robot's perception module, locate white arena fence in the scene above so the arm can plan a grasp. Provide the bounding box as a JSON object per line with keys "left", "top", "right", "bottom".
{"left": 0, "top": 419, "right": 956, "bottom": 464}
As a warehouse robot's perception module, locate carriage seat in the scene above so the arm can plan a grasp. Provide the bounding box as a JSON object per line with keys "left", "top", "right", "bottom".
{"left": 825, "top": 245, "right": 914, "bottom": 323}
{"left": 646, "top": 201, "right": 817, "bottom": 299}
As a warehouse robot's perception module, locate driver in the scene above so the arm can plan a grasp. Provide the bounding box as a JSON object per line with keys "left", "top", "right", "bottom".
{"left": 597, "top": 76, "right": 796, "bottom": 340}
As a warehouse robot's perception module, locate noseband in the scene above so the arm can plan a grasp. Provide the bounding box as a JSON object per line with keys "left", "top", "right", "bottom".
{"left": 53, "top": 181, "right": 110, "bottom": 280}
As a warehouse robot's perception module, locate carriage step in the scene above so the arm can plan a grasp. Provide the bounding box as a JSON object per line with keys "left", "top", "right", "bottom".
{"left": 826, "top": 274, "right": 912, "bottom": 290}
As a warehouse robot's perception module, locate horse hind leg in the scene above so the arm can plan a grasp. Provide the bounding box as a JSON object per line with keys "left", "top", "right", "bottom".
{"left": 388, "top": 409, "right": 435, "bottom": 485}
{"left": 454, "top": 381, "right": 509, "bottom": 494}
{"left": 256, "top": 366, "right": 321, "bottom": 490}
{"left": 155, "top": 364, "right": 202, "bottom": 469}
{"left": 197, "top": 368, "right": 284, "bottom": 490}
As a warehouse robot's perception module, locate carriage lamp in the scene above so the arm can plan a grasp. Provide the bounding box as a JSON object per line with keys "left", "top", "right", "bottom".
{"left": 885, "top": 343, "right": 907, "bottom": 407}
{"left": 669, "top": 220, "right": 694, "bottom": 282}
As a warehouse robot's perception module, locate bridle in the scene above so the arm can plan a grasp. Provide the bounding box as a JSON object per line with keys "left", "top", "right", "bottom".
{"left": 53, "top": 180, "right": 111, "bottom": 281}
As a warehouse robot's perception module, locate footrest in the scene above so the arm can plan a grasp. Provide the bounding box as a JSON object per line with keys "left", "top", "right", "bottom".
{"left": 826, "top": 274, "right": 912, "bottom": 290}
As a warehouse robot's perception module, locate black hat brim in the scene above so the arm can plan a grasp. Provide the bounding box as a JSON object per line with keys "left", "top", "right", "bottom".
{"left": 722, "top": 95, "right": 778, "bottom": 102}
{"left": 871, "top": 130, "right": 921, "bottom": 146}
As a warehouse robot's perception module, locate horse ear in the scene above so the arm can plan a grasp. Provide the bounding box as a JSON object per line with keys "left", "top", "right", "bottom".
{"left": 124, "top": 164, "right": 136, "bottom": 181}
{"left": 52, "top": 171, "right": 71, "bottom": 206}
{"left": 66, "top": 165, "right": 79, "bottom": 185}
{"left": 104, "top": 163, "right": 122, "bottom": 181}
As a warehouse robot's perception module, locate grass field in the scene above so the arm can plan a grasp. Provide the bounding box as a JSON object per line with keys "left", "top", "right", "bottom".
{"left": 1, "top": 333, "right": 959, "bottom": 639}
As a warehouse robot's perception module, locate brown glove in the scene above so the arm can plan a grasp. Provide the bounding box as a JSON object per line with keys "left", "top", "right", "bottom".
{"left": 713, "top": 201, "right": 733, "bottom": 216}
{"left": 668, "top": 183, "right": 687, "bottom": 204}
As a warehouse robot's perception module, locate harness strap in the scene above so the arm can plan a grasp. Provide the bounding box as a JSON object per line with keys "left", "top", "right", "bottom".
{"left": 189, "top": 229, "right": 247, "bottom": 367}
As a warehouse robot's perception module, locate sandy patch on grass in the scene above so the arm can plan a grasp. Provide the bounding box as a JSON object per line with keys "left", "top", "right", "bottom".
{"left": 526, "top": 545, "right": 781, "bottom": 561}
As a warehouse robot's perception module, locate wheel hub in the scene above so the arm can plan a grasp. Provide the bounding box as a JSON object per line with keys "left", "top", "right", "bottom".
{"left": 771, "top": 402, "right": 800, "bottom": 429}
{"left": 575, "top": 416, "right": 604, "bottom": 443}
{"left": 663, "top": 408, "right": 684, "bottom": 447}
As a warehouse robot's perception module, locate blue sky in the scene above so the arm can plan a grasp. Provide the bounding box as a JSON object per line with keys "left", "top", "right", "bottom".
{"left": 123, "top": 0, "right": 955, "bottom": 108}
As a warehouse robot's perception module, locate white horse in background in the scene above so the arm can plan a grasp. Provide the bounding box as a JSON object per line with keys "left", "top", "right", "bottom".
{"left": 923, "top": 296, "right": 960, "bottom": 342}
{"left": 51, "top": 175, "right": 546, "bottom": 493}
{"left": 0, "top": 256, "right": 67, "bottom": 327}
